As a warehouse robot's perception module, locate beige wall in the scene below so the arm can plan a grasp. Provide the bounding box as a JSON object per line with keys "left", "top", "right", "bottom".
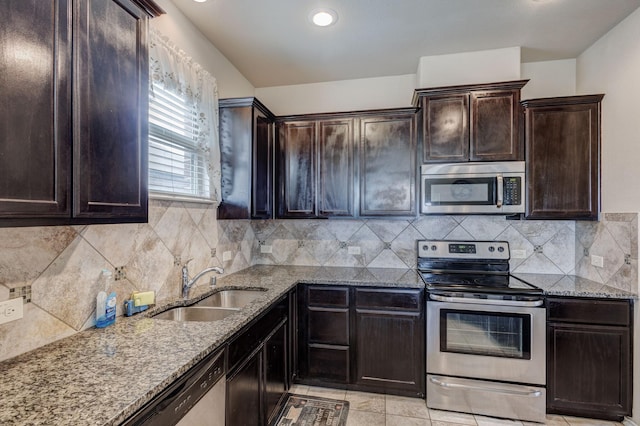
{"left": 577, "top": 7, "right": 640, "bottom": 214}
{"left": 416, "top": 47, "right": 521, "bottom": 88}
{"left": 152, "top": 0, "right": 254, "bottom": 99}
{"left": 521, "top": 59, "right": 576, "bottom": 100}
{"left": 255, "top": 74, "right": 416, "bottom": 116}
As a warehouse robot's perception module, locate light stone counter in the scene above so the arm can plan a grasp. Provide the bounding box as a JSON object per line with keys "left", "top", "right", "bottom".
{"left": 0, "top": 266, "right": 420, "bottom": 426}
{"left": 0, "top": 266, "right": 633, "bottom": 425}
{"left": 514, "top": 273, "right": 637, "bottom": 299}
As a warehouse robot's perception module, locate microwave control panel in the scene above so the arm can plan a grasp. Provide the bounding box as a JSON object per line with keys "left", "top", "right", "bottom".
{"left": 503, "top": 177, "right": 522, "bottom": 205}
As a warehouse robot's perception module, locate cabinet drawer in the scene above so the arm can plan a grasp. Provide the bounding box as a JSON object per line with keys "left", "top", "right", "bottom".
{"left": 307, "top": 286, "right": 349, "bottom": 307}
{"left": 547, "top": 298, "right": 631, "bottom": 326}
{"left": 355, "top": 288, "right": 422, "bottom": 311}
{"left": 309, "top": 308, "right": 349, "bottom": 345}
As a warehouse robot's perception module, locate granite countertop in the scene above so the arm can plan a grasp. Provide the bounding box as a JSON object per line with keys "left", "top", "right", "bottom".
{"left": 0, "top": 265, "right": 633, "bottom": 425}
{"left": 0, "top": 266, "right": 421, "bottom": 426}
{"left": 513, "top": 273, "right": 637, "bottom": 299}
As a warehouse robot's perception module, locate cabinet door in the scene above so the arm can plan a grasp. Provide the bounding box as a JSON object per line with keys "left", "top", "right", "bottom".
{"left": 525, "top": 98, "right": 601, "bottom": 219}
{"left": 0, "top": 0, "right": 71, "bottom": 220}
{"left": 73, "top": 0, "right": 148, "bottom": 220}
{"left": 226, "top": 349, "right": 263, "bottom": 426}
{"left": 355, "top": 310, "right": 424, "bottom": 395}
{"left": 277, "top": 121, "right": 316, "bottom": 218}
{"left": 547, "top": 323, "right": 631, "bottom": 420}
{"left": 253, "top": 108, "right": 274, "bottom": 219}
{"left": 360, "top": 114, "right": 416, "bottom": 216}
{"left": 264, "top": 320, "right": 288, "bottom": 425}
{"left": 318, "top": 119, "right": 354, "bottom": 217}
{"left": 354, "top": 288, "right": 424, "bottom": 396}
{"left": 219, "top": 104, "right": 252, "bottom": 219}
{"left": 470, "top": 89, "right": 522, "bottom": 161}
{"left": 422, "top": 94, "right": 469, "bottom": 163}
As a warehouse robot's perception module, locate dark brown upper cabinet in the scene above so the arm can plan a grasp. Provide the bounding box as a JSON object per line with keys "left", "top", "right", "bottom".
{"left": 359, "top": 110, "right": 417, "bottom": 216}
{"left": 413, "top": 80, "right": 528, "bottom": 163}
{"left": 276, "top": 116, "right": 356, "bottom": 218}
{"left": 522, "top": 94, "right": 604, "bottom": 220}
{"left": 276, "top": 108, "right": 416, "bottom": 219}
{"left": 0, "top": 0, "right": 162, "bottom": 227}
{"left": 218, "top": 98, "right": 275, "bottom": 219}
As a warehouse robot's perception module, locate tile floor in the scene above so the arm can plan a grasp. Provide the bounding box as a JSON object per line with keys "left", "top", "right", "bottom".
{"left": 288, "top": 385, "right": 626, "bottom": 426}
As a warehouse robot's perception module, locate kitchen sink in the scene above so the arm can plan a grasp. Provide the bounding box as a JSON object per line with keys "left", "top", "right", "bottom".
{"left": 152, "top": 306, "right": 238, "bottom": 322}
{"left": 193, "top": 288, "right": 267, "bottom": 309}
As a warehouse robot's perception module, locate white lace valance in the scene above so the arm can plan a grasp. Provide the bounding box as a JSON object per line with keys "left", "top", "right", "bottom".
{"left": 149, "top": 28, "right": 221, "bottom": 201}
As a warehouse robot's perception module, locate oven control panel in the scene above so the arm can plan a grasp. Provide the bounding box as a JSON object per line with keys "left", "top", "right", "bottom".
{"left": 418, "top": 240, "right": 510, "bottom": 260}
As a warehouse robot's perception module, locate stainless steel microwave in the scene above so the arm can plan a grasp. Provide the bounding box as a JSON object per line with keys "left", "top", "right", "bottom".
{"left": 421, "top": 161, "right": 525, "bottom": 214}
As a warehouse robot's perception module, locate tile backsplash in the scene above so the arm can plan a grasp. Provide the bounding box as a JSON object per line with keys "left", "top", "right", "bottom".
{"left": 0, "top": 205, "right": 637, "bottom": 361}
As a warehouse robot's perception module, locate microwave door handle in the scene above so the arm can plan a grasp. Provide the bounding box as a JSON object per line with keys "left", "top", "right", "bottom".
{"left": 496, "top": 174, "right": 503, "bottom": 208}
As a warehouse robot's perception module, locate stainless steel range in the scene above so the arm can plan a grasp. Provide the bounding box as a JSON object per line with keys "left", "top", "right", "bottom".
{"left": 418, "top": 240, "right": 546, "bottom": 423}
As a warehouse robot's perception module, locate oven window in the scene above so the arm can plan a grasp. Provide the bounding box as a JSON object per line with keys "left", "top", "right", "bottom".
{"left": 425, "top": 178, "right": 496, "bottom": 205}
{"left": 440, "top": 309, "right": 531, "bottom": 359}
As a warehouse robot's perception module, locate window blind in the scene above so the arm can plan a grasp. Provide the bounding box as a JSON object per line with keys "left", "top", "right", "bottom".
{"left": 148, "top": 83, "right": 211, "bottom": 200}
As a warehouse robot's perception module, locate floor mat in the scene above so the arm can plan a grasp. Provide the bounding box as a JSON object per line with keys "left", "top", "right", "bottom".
{"left": 273, "top": 393, "right": 350, "bottom": 426}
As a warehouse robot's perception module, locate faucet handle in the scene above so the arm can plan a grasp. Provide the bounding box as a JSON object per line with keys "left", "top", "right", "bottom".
{"left": 183, "top": 258, "right": 194, "bottom": 266}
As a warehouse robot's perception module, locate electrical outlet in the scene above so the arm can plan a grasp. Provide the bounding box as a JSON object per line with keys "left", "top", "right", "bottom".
{"left": 261, "top": 245, "right": 273, "bottom": 254}
{"left": 591, "top": 255, "right": 604, "bottom": 268}
{"left": 223, "top": 251, "right": 233, "bottom": 261}
{"left": 511, "top": 249, "right": 527, "bottom": 259}
{"left": 348, "top": 246, "right": 361, "bottom": 255}
{"left": 0, "top": 298, "right": 24, "bottom": 325}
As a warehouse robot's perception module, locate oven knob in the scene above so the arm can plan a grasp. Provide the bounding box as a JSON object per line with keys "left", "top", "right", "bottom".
{"left": 422, "top": 245, "right": 429, "bottom": 251}
{"left": 431, "top": 245, "right": 437, "bottom": 251}
{"left": 488, "top": 246, "right": 495, "bottom": 252}
{"left": 498, "top": 246, "right": 505, "bottom": 253}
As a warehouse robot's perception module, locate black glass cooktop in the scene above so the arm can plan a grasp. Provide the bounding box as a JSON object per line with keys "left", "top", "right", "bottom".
{"left": 419, "top": 272, "right": 543, "bottom": 294}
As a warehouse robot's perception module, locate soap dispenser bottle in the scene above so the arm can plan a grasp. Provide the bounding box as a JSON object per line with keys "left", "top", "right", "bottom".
{"left": 96, "top": 269, "right": 116, "bottom": 328}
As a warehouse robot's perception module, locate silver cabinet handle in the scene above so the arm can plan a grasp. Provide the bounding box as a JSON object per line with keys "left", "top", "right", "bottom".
{"left": 429, "top": 376, "right": 542, "bottom": 397}
{"left": 429, "top": 293, "right": 544, "bottom": 307}
{"left": 496, "top": 174, "right": 504, "bottom": 208}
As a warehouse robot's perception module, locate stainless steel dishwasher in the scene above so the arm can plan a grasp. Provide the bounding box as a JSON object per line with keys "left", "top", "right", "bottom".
{"left": 122, "top": 348, "right": 225, "bottom": 426}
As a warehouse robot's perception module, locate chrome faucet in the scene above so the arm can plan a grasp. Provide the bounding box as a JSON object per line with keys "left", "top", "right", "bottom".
{"left": 181, "top": 263, "right": 224, "bottom": 299}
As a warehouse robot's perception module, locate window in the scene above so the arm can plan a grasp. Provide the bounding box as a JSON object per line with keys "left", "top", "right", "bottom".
{"left": 148, "top": 83, "right": 211, "bottom": 199}
{"left": 148, "top": 28, "right": 221, "bottom": 203}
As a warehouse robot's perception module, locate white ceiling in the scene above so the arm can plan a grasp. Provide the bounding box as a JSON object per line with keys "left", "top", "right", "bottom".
{"left": 171, "top": 0, "right": 640, "bottom": 88}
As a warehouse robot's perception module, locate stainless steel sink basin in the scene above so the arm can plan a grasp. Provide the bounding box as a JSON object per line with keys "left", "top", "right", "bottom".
{"left": 193, "top": 289, "right": 267, "bottom": 309}
{"left": 153, "top": 306, "right": 238, "bottom": 322}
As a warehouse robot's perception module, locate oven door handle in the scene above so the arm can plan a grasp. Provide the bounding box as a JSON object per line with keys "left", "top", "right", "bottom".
{"left": 429, "top": 293, "right": 544, "bottom": 307}
{"left": 429, "top": 377, "right": 542, "bottom": 397}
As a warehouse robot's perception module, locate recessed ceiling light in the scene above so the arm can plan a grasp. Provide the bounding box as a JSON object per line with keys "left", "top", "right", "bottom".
{"left": 310, "top": 8, "right": 338, "bottom": 27}
{"left": 193, "top": 0, "right": 207, "bottom": 3}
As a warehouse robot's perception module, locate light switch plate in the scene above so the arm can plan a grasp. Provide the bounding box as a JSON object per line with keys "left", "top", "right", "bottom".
{"left": 223, "top": 251, "right": 233, "bottom": 261}
{"left": 0, "top": 298, "right": 23, "bottom": 325}
{"left": 348, "top": 246, "right": 361, "bottom": 255}
{"left": 261, "top": 245, "right": 273, "bottom": 254}
{"left": 511, "top": 249, "right": 527, "bottom": 259}
{"left": 591, "top": 255, "right": 604, "bottom": 268}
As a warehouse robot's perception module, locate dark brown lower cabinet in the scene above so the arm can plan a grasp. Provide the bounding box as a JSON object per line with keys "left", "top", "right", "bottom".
{"left": 226, "top": 347, "right": 262, "bottom": 426}
{"left": 265, "top": 321, "right": 288, "bottom": 425}
{"left": 297, "top": 284, "right": 425, "bottom": 397}
{"left": 298, "top": 286, "right": 351, "bottom": 386}
{"left": 547, "top": 297, "right": 632, "bottom": 421}
{"left": 355, "top": 288, "right": 424, "bottom": 397}
{"left": 226, "top": 296, "right": 289, "bottom": 426}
